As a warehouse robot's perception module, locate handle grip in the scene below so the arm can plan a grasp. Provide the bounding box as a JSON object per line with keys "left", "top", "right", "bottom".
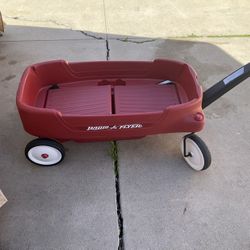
{"left": 202, "top": 63, "right": 250, "bottom": 109}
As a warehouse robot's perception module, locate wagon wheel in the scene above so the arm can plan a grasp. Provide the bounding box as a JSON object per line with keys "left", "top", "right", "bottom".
{"left": 181, "top": 134, "right": 211, "bottom": 171}
{"left": 25, "top": 138, "right": 65, "bottom": 166}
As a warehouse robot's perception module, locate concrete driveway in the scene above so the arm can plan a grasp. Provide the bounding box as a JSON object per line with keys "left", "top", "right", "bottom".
{"left": 0, "top": 1, "right": 250, "bottom": 249}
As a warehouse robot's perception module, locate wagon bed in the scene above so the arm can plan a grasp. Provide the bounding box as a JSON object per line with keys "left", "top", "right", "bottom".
{"left": 37, "top": 80, "right": 186, "bottom": 116}
{"left": 17, "top": 59, "right": 204, "bottom": 142}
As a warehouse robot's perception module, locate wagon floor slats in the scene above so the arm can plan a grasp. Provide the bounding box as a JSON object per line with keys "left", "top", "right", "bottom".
{"left": 43, "top": 81, "right": 182, "bottom": 116}
{"left": 45, "top": 85, "right": 112, "bottom": 116}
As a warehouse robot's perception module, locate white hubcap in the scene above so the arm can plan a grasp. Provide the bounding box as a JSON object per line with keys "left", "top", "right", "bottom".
{"left": 181, "top": 138, "right": 205, "bottom": 171}
{"left": 28, "top": 146, "right": 62, "bottom": 165}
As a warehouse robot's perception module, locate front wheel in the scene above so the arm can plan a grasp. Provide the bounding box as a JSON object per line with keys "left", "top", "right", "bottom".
{"left": 181, "top": 134, "right": 211, "bottom": 171}
{"left": 25, "top": 138, "right": 65, "bottom": 166}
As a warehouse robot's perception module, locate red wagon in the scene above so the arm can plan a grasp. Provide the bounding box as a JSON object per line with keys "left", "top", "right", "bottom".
{"left": 16, "top": 59, "right": 250, "bottom": 170}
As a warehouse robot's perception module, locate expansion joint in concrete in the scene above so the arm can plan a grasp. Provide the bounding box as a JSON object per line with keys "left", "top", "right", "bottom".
{"left": 110, "top": 141, "right": 124, "bottom": 250}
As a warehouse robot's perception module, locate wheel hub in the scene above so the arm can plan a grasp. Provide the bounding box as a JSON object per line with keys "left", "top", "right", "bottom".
{"left": 41, "top": 153, "right": 49, "bottom": 159}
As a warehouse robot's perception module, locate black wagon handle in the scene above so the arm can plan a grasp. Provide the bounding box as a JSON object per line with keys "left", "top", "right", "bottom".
{"left": 202, "top": 63, "right": 250, "bottom": 109}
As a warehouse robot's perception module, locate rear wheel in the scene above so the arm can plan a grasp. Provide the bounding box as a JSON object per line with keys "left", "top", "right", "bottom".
{"left": 25, "top": 138, "right": 65, "bottom": 166}
{"left": 181, "top": 134, "right": 211, "bottom": 171}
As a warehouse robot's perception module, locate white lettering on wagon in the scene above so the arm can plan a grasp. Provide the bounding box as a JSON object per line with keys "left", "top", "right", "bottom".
{"left": 86, "top": 124, "right": 143, "bottom": 131}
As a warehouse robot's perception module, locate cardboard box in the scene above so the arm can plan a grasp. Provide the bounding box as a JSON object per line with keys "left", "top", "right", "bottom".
{"left": 0, "top": 11, "right": 4, "bottom": 33}
{"left": 0, "top": 190, "right": 7, "bottom": 208}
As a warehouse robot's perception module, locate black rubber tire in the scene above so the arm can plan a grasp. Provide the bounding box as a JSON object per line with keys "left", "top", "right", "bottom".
{"left": 183, "top": 134, "right": 212, "bottom": 171}
{"left": 25, "top": 138, "right": 65, "bottom": 166}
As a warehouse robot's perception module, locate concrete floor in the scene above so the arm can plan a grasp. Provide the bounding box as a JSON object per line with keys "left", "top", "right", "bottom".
{"left": 0, "top": 1, "right": 250, "bottom": 250}
{"left": 0, "top": 28, "right": 118, "bottom": 250}
{"left": 109, "top": 39, "right": 250, "bottom": 249}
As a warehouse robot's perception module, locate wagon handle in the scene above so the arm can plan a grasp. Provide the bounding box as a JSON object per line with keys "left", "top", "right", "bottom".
{"left": 202, "top": 63, "right": 250, "bottom": 109}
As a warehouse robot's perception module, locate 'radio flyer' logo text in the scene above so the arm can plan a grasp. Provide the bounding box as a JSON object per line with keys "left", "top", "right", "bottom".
{"left": 86, "top": 124, "right": 143, "bottom": 131}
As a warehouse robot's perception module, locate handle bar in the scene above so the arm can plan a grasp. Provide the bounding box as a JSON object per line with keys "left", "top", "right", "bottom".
{"left": 202, "top": 63, "right": 250, "bottom": 109}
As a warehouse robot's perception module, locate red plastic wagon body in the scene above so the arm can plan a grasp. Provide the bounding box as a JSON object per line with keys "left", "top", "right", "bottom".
{"left": 16, "top": 59, "right": 204, "bottom": 142}
{"left": 16, "top": 59, "right": 250, "bottom": 170}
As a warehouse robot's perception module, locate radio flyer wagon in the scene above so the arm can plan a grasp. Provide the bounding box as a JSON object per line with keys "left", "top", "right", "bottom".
{"left": 16, "top": 59, "right": 250, "bottom": 170}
